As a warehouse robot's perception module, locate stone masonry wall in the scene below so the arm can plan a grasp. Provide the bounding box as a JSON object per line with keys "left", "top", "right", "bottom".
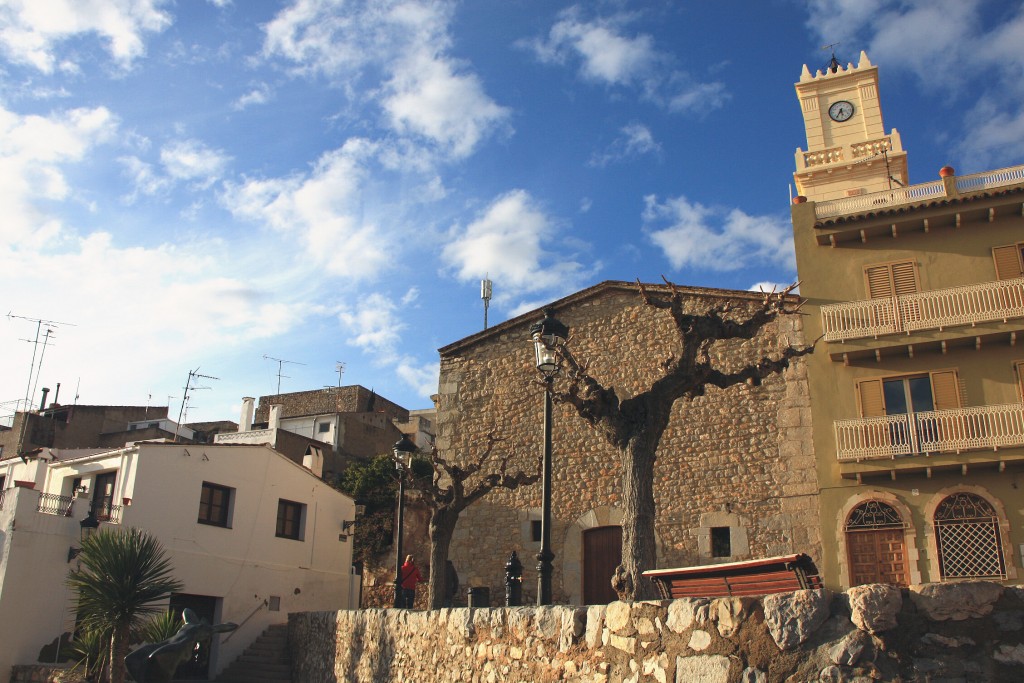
{"left": 255, "top": 387, "right": 409, "bottom": 423}
{"left": 289, "top": 582, "right": 1024, "bottom": 682}
{"left": 436, "top": 283, "right": 820, "bottom": 604}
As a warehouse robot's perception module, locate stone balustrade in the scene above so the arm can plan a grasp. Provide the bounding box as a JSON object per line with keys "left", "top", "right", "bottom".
{"left": 289, "top": 581, "right": 1023, "bottom": 682}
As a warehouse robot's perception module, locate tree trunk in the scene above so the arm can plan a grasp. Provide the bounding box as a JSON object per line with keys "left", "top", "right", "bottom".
{"left": 614, "top": 433, "right": 660, "bottom": 601}
{"left": 428, "top": 509, "right": 458, "bottom": 609}
{"left": 109, "top": 624, "right": 130, "bottom": 683}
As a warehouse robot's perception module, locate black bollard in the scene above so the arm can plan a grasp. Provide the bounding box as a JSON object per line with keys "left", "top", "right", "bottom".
{"left": 505, "top": 551, "right": 523, "bottom": 606}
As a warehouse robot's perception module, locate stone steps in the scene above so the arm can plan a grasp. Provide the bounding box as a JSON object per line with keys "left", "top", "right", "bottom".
{"left": 217, "top": 624, "right": 292, "bottom": 683}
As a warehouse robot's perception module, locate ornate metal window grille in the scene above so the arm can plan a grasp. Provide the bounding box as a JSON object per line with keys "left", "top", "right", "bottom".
{"left": 845, "top": 501, "right": 906, "bottom": 531}
{"left": 934, "top": 493, "right": 1006, "bottom": 580}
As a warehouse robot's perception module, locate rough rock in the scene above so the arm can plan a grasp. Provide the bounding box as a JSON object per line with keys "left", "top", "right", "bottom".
{"left": 585, "top": 604, "right": 606, "bottom": 649}
{"left": 642, "top": 653, "right": 669, "bottom": 683}
{"left": 559, "top": 607, "right": 587, "bottom": 652}
{"left": 828, "top": 629, "right": 871, "bottom": 666}
{"left": 688, "top": 629, "right": 712, "bottom": 651}
{"left": 740, "top": 667, "right": 766, "bottom": 683}
{"left": 666, "top": 598, "right": 706, "bottom": 633}
{"left": 763, "top": 589, "right": 831, "bottom": 649}
{"left": 908, "top": 581, "right": 1003, "bottom": 620}
{"left": 605, "top": 601, "right": 635, "bottom": 635}
{"left": 847, "top": 583, "right": 901, "bottom": 634}
{"left": 994, "top": 643, "right": 1024, "bottom": 666}
{"left": 920, "top": 633, "right": 974, "bottom": 648}
{"left": 713, "top": 597, "right": 755, "bottom": 637}
{"left": 534, "top": 606, "right": 562, "bottom": 639}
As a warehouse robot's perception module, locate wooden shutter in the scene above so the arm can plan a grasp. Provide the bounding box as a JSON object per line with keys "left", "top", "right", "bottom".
{"left": 891, "top": 261, "right": 918, "bottom": 295}
{"left": 865, "top": 265, "right": 895, "bottom": 299}
{"left": 929, "top": 370, "right": 961, "bottom": 411}
{"left": 993, "top": 244, "right": 1024, "bottom": 280}
{"left": 1015, "top": 361, "right": 1024, "bottom": 402}
{"left": 857, "top": 379, "right": 886, "bottom": 417}
{"left": 865, "top": 261, "right": 917, "bottom": 298}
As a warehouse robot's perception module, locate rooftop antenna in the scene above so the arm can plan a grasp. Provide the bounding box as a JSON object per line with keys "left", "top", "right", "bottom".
{"left": 335, "top": 361, "right": 346, "bottom": 388}
{"left": 481, "top": 276, "right": 493, "bottom": 330}
{"left": 8, "top": 312, "right": 76, "bottom": 458}
{"left": 175, "top": 367, "right": 219, "bottom": 442}
{"left": 26, "top": 327, "right": 56, "bottom": 408}
{"left": 821, "top": 42, "right": 842, "bottom": 73}
{"left": 263, "top": 354, "right": 305, "bottom": 395}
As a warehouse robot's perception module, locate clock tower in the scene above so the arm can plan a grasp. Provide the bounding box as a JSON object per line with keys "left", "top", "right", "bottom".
{"left": 793, "top": 51, "right": 908, "bottom": 202}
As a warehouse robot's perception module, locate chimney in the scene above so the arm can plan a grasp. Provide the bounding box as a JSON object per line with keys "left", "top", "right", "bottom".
{"left": 39, "top": 388, "right": 50, "bottom": 412}
{"left": 239, "top": 397, "right": 255, "bottom": 432}
{"left": 269, "top": 404, "right": 282, "bottom": 431}
{"left": 302, "top": 446, "right": 324, "bottom": 478}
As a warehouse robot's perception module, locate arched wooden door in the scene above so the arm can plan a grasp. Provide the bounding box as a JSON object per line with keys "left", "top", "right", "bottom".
{"left": 583, "top": 526, "right": 622, "bottom": 605}
{"left": 844, "top": 500, "right": 910, "bottom": 586}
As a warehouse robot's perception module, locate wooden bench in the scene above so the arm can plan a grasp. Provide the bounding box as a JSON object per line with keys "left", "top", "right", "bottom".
{"left": 642, "top": 554, "right": 822, "bottom": 600}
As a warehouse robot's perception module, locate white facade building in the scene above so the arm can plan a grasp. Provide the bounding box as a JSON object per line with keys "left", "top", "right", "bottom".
{"left": 0, "top": 442, "right": 358, "bottom": 680}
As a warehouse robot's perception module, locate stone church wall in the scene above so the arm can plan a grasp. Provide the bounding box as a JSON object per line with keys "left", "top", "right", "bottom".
{"left": 436, "top": 283, "right": 820, "bottom": 604}
{"left": 289, "top": 582, "right": 1024, "bottom": 682}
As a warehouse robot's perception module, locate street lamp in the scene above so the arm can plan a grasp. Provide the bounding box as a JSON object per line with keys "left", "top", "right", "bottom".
{"left": 67, "top": 510, "right": 101, "bottom": 563}
{"left": 529, "top": 307, "right": 568, "bottom": 605}
{"left": 392, "top": 434, "right": 416, "bottom": 608}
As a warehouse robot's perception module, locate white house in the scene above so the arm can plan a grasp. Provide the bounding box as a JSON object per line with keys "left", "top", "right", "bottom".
{"left": 0, "top": 441, "right": 358, "bottom": 680}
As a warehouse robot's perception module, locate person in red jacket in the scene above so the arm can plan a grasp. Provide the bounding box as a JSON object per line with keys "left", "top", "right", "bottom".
{"left": 399, "top": 555, "right": 421, "bottom": 608}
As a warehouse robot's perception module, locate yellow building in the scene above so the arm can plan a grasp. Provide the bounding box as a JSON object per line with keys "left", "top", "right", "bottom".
{"left": 790, "top": 51, "right": 1024, "bottom": 589}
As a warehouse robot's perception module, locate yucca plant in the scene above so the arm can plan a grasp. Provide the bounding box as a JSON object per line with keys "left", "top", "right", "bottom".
{"left": 134, "top": 610, "right": 183, "bottom": 646}
{"left": 66, "top": 528, "right": 183, "bottom": 683}
{"left": 67, "top": 626, "right": 110, "bottom": 682}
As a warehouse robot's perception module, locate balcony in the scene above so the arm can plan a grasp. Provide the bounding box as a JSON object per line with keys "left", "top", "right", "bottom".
{"left": 814, "top": 165, "right": 1024, "bottom": 220}
{"left": 821, "top": 277, "right": 1024, "bottom": 342}
{"left": 835, "top": 403, "right": 1024, "bottom": 463}
{"left": 35, "top": 492, "right": 123, "bottom": 523}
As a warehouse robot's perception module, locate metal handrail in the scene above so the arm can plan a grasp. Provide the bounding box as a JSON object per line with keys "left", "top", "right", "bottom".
{"left": 37, "top": 492, "right": 75, "bottom": 517}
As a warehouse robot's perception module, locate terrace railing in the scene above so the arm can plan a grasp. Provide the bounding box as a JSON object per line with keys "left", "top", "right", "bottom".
{"left": 835, "top": 403, "right": 1024, "bottom": 462}
{"left": 821, "top": 277, "right": 1024, "bottom": 342}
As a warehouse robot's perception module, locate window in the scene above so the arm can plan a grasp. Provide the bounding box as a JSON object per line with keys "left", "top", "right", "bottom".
{"left": 934, "top": 493, "right": 1006, "bottom": 580}
{"left": 857, "top": 370, "right": 961, "bottom": 418}
{"left": 198, "top": 482, "right": 233, "bottom": 527}
{"left": 864, "top": 260, "right": 918, "bottom": 299}
{"left": 531, "top": 520, "right": 542, "bottom": 543}
{"left": 993, "top": 243, "right": 1024, "bottom": 280}
{"left": 317, "top": 422, "right": 331, "bottom": 433}
{"left": 711, "top": 527, "right": 731, "bottom": 558}
{"left": 276, "top": 499, "right": 305, "bottom": 540}
{"left": 1016, "top": 361, "right": 1024, "bottom": 402}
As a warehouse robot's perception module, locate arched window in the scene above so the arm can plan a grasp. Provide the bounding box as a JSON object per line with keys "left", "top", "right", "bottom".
{"left": 934, "top": 492, "right": 1006, "bottom": 580}
{"left": 844, "top": 500, "right": 910, "bottom": 586}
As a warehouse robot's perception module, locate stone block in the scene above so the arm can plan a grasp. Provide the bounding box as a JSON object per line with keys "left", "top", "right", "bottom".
{"left": 909, "top": 581, "right": 1004, "bottom": 621}
{"left": 605, "top": 600, "right": 635, "bottom": 635}
{"left": 713, "top": 596, "right": 755, "bottom": 637}
{"left": 763, "top": 588, "right": 832, "bottom": 649}
{"left": 609, "top": 633, "right": 637, "bottom": 654}
{"left": 585, "top": 604, "right": 606, "bottom": 649}
{"left": 675, "top": 654, "right": 730, "bottom": 683}
{"left": 847, "top": 583, "right": 901, "bottom": 634}
{"left": 688, "top": 629, "right": 712, "bottom": 651}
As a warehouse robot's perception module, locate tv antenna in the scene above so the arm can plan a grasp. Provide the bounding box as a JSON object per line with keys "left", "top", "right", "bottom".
{"left": 264, "top": 354, "right": 305, "bottom": 394}
{"left": 481, "top": 276, "right": 493, "bottom": 330}
{"left": 175, "top": 367, "right": 219, "bottom": 442}
{"left": 335, "top": 361, "right": 346, "bottom": 388}
{"left": 8, "top": 312, "right": 76, "bottom": 459}
{"left": 821, "top": 42, "right": 842, "bottom": 73}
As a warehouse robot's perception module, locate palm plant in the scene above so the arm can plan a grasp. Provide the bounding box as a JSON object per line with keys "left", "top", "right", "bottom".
{"left": 67, "top": 528, "right": 183, "bottom": 683}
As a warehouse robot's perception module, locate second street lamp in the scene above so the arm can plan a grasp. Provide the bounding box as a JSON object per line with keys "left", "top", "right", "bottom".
{"left": 391, "top": 434, "right": 416, "bottom": 608}
{"left": 529, "top": 307, "right": 568, "bottom": 606}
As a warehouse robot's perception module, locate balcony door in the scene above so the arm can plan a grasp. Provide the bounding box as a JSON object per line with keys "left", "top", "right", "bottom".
{"left": 857, "top": 371, "right": 960, "bottom": 453}
{"left": 92, "top": 472, "right": 117, "bottom": 521}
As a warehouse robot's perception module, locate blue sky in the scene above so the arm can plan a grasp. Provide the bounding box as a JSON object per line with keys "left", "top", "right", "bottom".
{"left": 2, "top": 0, "right": 1023, "bottom": 424}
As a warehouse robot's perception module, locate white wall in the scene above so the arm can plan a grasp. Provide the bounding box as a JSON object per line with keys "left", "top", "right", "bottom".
{"left": 0, "top": 443, "right": 357, "bottom": 680}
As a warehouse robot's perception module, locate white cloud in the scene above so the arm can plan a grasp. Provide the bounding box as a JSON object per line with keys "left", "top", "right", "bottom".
{"left": 222, "top": 138, "right": 393, "bottom": 280}
{"left": 233, "top": 83, "right": 272, "bottom": 110}
{"left": 589, "top": 122, "right": 661, "bottom": 167}
{"left": 396, "top": 357, "right": 439, "bottom": 398}
{"left": 0, "top": 104, "right": 116, "bottom": 243}
{"left": 524, "top": 6, "right": 727, "bottom": 114}
{"left": 337, "top": 293, "right": 405, "bottom": 361}
{"left": 262, "top": 0, "right": 508, "bottom": 158}
{"left": 644, "top": 195, "right": 795, "bottom": 272}
{"left": 118, "top": 155, "right": 171, "bottom": 200}
{"left": 442, "top": 190, "right": 594, "bottom": 301}
{"left": 749, "top": 281, "right": 799, "bottom": 295}
{"left": 0, "top": 0, "right": 172, "bottom": 73}
{"left": 160, "top": 139, "right": 231, "bottom": 188}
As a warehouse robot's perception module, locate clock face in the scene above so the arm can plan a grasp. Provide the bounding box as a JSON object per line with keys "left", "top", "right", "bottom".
{"left": 829, "top": 100, "right": 855, "bottom": 122}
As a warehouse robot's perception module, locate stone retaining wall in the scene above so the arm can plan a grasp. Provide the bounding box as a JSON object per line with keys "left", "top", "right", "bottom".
{"left": 289, "top": 582, "right": 1023, "bottom": 682}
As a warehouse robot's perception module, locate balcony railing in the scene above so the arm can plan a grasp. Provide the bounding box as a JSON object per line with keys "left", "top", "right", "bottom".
{"left": 37, "top": 492, "right": 76, "bottom": 517}
{"left": 813, "top": 164, "right": 1024, "bottom": 219}
{"left": 821, "top": 277, "right": 1024, "bottom": 342}
{"left": 835, "top": 403, "right": 1024, "bottom": 462}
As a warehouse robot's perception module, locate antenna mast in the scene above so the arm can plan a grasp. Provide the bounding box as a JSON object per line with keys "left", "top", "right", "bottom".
{"left": 263, "top": 354, "right": 305, "bottom": 394}
{"left": 175, "top": 367, "right": 219, "bottom": 442}
{"left": 335, "top": 361, "right": 346, "bottom": 388}
{"left": 481, "top": 277, "right": 493, "bottom": 330}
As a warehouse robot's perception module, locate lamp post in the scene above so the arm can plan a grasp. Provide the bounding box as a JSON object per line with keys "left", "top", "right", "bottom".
{"left": 530, "top": 307, "right": 568, "bottom": 606}
{"left": 392, "top": 434, "right": 416, "bottom": 608}
{"left": 67, "top": 510, "right": 101, "bottom": 563}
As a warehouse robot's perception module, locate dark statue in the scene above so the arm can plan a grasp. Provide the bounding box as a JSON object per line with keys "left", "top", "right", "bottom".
{"left": 124, "top": 609, "right": 237, "bottom": 682}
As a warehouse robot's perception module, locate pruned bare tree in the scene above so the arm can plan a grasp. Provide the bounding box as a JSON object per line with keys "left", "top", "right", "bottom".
{"left": 552, "top": 278, "right": 815, "bottom": 601}
{"left": 413, "top": 432, "right": 540, "bottom": 609}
